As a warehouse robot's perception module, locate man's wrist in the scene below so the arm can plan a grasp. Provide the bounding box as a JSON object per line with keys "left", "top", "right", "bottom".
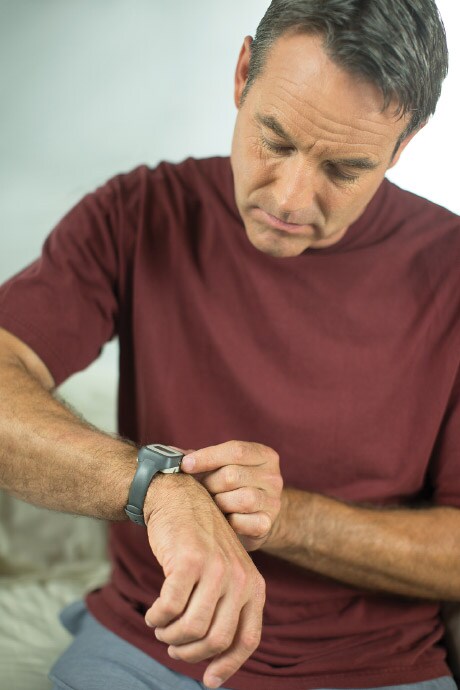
{"left": 263, "top": 488, "right": 289, "bottom": 550}
{"left": 263, "top": 488, "right": 317, "bottom": 554}
{"left": 143, "top": 472, "right": 197, "bottom": 526}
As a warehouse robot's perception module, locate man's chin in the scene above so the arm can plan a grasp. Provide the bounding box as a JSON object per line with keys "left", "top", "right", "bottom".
{"left": 245, "top": 226, "right": 313, "bottom": 258}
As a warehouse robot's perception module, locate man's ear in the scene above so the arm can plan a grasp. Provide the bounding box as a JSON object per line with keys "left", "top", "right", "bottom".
{"left": 234, "top": 36, "right": 254, "bottom": 109}
{"left": 388, "top": 122, "right": 427, "bottom": 169}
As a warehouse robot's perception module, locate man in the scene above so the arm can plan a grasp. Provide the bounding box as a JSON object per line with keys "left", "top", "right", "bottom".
{"left": 0, "top": 1, "right": 458, "bottom": 689}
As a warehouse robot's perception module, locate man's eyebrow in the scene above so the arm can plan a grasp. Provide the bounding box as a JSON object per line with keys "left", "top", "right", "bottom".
{"left": 255, "top": 112, "right": 380, "bottom": 170}
{"left": 330, "top": 157, "right": 380, "bottom": 171}
{"left": 255, "top": 113, "right": 292, "bottom": 140}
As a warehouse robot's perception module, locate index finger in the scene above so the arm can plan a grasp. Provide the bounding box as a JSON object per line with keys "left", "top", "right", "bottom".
{"left": 181, "top": 441, "right": 265, "bottom": 474}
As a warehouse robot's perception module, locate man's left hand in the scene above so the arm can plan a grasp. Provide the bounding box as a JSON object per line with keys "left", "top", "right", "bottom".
{"left": 181, "top": 441, "right": 283, "bottom": 551}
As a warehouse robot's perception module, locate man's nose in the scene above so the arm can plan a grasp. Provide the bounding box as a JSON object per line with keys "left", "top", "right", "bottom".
{"left": 273, "top": 156, "right": 316, "bottom": 218}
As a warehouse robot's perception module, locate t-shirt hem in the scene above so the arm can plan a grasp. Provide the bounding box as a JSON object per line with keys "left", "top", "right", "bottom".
{"left": 86, "top": 592, "right": 452, "bottom": 690}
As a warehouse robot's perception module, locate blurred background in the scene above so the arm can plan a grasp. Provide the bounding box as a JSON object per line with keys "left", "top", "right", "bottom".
{"left": 0, "top": 2, "right": 458, "bottom": 687}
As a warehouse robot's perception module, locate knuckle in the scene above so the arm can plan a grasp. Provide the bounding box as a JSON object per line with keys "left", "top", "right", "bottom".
{"left": 214, "top": 492, "right": 229, "bottom": 513}
{"left": 208, "top": 631, "right": 232, "bottom": 654}
{"left": 182, "top": 618, "right": 208, "bottom": 639}
{"left": 181, "top": 549, "right": 203, "bottom": 572}
{"left": 272, "top": 473, "right": 284, "bottom": 492}
{"left": 257, "top": 513, "right": 272, "bottom": 536}
{"left": 232, "top": 563, "right": 249, "bottom": 589}
{"left": 159, "top": 599, "right": 179, "bottom": 619}
{"left": 243, "top": 487, "right": 258, "bottom": 510}
{"left": 172, "top": 647, "right": 192, "bottom": 662}
{"left": 163, "top": 577, "right": 184, "bottom": 597}
{"left": 229, "top": 440, "right": 245, "bottom": 461}
{"left": 227, "top": 513, "right": 240, "bottom": 533}
{"left": 264, "top": 446, "right": 280, "bottom": 466}
{"left": 225, "top": 466, "right": 239, "bottom": 489}
{"left": 271, "top": 447, "right": 280, "bottom": 462}
{"left": 210, "top": 558, "right": 226, "bottom": 582}
{"left": 240, "top": 629, "right": 261, "bottom": 652}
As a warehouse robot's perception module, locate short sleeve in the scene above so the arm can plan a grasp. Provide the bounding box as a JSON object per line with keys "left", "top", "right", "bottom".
{"left": 0, "top": 176, "right": 125, "bottom": 386}
{"left": 429, "top": 363, "right": 460, "bottom": 508}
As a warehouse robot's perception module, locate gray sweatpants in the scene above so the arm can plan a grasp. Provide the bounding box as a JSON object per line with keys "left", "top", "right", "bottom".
{"left": 49, "top": 600, "right": 458, "bottom": 690}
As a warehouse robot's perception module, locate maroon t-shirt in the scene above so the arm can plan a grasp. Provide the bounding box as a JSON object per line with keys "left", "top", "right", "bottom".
{"left": 1, "top": 157, "right": 460, "bottom": 690}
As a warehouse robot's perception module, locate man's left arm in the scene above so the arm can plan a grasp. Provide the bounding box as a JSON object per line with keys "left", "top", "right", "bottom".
{"left": 181, "top": 441, "right": 460, "bottom": 602}
{"left": 263, "top": 487, "right": 460, "bottom": 601}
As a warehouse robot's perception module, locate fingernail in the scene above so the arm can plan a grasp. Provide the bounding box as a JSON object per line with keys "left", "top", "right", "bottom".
{"left": 205, "top": 676, "right": 223, "bottom": 689}
{"left": 145, "top": 619, "right": 154, "bottom": 628}
{"left": 181, "top": 455, "right": 195, "bottom": 471}
{"left": 168, "top": 647, "right": 180, "bottom": 660}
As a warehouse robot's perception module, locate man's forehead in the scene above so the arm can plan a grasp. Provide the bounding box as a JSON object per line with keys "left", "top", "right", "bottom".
{"left": 252, "top": 33, "right": 408, "bottom": 153}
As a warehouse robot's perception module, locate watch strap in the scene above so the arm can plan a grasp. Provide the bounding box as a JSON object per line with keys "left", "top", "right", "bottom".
{"left": 125, "top": 456, "right": 160, "bottom": 526}
{"left": 125, "top": 445, "right": 184, "bottom": 527}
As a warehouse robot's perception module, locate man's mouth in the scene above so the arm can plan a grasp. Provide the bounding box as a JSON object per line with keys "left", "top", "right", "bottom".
{"left": 251, "top": 207, "right": 317, "bottom": 236}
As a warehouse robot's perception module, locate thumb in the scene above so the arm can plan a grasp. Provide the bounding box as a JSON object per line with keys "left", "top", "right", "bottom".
{"left": 181, "top": 441, "right": 242, "bottom": 474}
{"left": 169, "top": 446, "right": 195, "bottom": 455}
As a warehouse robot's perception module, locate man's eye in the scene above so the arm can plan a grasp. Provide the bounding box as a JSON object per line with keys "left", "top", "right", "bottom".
{"left": 326, "top": 163, "right": 359, "bottom": 183}
{"left": 260, "top": 138, "right": 293, "bottom": 155}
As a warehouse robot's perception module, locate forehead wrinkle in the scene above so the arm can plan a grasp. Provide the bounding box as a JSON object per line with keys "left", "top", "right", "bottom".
{"left": 269, "top": 95, "right": 386, "bottom": 157}
{"left": 264, "top": 106, "right": 384, "bottom": 166}
{"left": 267, "top": 74, "right": 391, "bottom": 140}
{"left": 271, "top": 59, "right": 391, "bottom": 126}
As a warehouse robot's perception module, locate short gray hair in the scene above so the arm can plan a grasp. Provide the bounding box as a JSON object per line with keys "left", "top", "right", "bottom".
{"left": 241, "top": 0, "right": 449, "bottom": 152}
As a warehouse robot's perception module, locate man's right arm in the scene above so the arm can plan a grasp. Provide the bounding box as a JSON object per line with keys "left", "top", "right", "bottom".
{"left": 0, "top": 326, "right": 265, "bottom": 689}
{"left": 0, "top": 326, "right": 139, "bottom": 519}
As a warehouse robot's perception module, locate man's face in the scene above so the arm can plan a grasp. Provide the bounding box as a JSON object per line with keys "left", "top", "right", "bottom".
{"left": 231, "top": 32, "right": 415, "bottom": 258}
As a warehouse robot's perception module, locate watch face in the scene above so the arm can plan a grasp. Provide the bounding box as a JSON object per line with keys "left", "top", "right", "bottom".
{"left": 146, "top": 444, "right": 183, "bottom": 458}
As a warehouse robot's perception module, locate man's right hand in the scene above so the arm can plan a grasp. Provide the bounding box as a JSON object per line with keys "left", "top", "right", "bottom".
{"left": 143, "top": 472, "right": 266, "bottom": 690}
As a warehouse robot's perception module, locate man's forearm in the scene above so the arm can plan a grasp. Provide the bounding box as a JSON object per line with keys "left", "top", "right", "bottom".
{"left": 0, "top": 356, "right": 138, "bottom": 520}
{"left": 263, "top": 487, "right": 460, "bottom": 601}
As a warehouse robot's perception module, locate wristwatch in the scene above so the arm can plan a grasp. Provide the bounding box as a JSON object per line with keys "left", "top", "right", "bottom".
{"left": 125, "top": 444, "right": 184, "bottom": 526}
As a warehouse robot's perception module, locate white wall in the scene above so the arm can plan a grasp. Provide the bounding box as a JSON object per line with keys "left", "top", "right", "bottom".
{"left": 386, "top": 1, "right": 460, "bottom": 211}
{"left": 0, "top": 0, "right": 267, "bottom": 279}
{"left": 0, "top": 1, "right": 458, "bottom": 431}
